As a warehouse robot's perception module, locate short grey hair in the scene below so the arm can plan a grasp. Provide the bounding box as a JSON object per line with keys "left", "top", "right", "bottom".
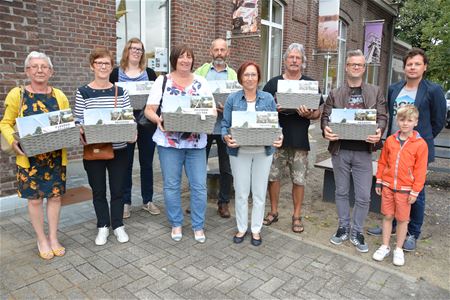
{"left": 283, "top": 43, "right": 307, "bottom": 70}
{"left": 346, "top": 49, "right": 365, "bottom": 61}
{"left": 24, "top": 51, "right": 53, "bottom": 71}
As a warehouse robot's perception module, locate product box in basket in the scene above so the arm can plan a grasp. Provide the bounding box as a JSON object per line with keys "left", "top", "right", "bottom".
{"left": 329, "top": 108, "right": 377, "bottom": 140}
{"left": 14, "top": 109, "right": 80, "bottom": 156}
{"left": 208, "top": 80, "right": 241, "bottom": 105}
{"left": 83, "top": 108, "right": 136, "bottom": 143}
{"left": 230, "top": 111, "right": 282, "bottom": 146}
{"left": 16, "top": 108, "right": 76, "bottom": 138}
{"left": 161, "top": 95, "right": 217, "bottom": 133}
{"left": 115, "top": 81, "right": 154, "bottom": 109}
{"left": 276, "top": 80, "right": 321, "bottom": 110}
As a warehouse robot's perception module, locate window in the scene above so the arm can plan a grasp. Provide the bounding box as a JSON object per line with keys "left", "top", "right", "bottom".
{"left": 115, "top": 0, "right": 170, "bottom": 71}
{"left": 260, "top": 0, "right": 284, "bottom": 83}
{"left": 323, "top": 20, "right": 347, "bottom": 94}
{"left": 366, "top": 64, "right": 379, "bottom": 85}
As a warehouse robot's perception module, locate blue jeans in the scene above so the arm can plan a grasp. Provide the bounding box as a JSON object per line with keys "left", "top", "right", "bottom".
{"left": 206, "top": 134, "right": 232, "bottom": 204}
{"left": 408, "top": 188, "right": 425, "bottom": 239}
{"left": 158, "top": 146, "right": 207, "bottom": 230}
{"left": 123, "top": 110, "right": 156, "bottom": 205}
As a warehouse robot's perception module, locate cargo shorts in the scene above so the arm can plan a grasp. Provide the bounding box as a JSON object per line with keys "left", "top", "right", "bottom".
{"left": 269, "top": 147, "right": 308, "bottom": 186}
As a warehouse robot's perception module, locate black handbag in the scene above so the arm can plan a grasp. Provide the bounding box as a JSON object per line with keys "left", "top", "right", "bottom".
{"left": 137, "top": 75, "right": 167, "bottom": 131}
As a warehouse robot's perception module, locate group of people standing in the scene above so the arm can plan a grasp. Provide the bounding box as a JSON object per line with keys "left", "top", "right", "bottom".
{"left": 0, "top": 37, "right": 446, "bottom": 267}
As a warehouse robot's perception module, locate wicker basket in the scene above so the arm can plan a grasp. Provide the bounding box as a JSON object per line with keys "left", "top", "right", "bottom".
{"left": 16, "top": 126, "right": 80, "bottom": 157}
{"left": 129, "top": 95, "right": 148, "bottom": 110}
{"left": 230, "top": 127, "right": 282, "bottom": 146}
{"left": 83, "top": 123, "right": 137, "bottom": 144}
{"left": 212, "top": 93, "right": 230, "bottom": 106}
{"left": 163, "top": 113, "right": 216, "bottom": 134}
{"left": 330, "top": 123, "right": 377, "bottom": 140}
{"left": 275, "top": 93, "right": 321, "bottom": 110}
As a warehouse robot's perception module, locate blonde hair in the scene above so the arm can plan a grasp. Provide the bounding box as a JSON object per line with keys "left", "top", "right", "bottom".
{"left": 397, "top": 104, "right": 419, "bottom": 120}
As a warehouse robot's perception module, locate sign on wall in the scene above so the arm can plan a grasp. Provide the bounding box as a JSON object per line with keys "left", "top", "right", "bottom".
{"left": 317, "top": 0, "right": 340, "bottom": 52}
{"left": 232, "top": 0, "right": 258, "bottom": 34}
{"left": 363, "top": 21, "right": 384, "bottom": 64}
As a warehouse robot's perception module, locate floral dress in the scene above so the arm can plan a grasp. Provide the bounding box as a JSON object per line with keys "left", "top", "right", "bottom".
{"left": 17, "top": 90, "right": 66, "bottom": 199}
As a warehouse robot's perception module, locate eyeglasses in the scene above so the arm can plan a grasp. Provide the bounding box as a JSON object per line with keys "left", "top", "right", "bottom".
{"left": 243, "top": 73, "right": 258, "bottom": 78}
{"left": 27, "top": 65, "right": 50, "bottom": 71}
{"left": 129, "top": 47, "right": 144, "bottom": 53}
{"left": 93, "top": 61, "right": 112, "bottom": 68}
{"left": 347, "top": 63, "right": 365, "bottom": 68}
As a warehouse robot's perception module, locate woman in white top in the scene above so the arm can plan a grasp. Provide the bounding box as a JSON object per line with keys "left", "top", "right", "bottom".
{"left": 145, "top": 45, "right": 215, "bottom": 243}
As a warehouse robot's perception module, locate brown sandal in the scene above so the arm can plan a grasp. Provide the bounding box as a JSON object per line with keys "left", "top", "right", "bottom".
{"left": 292, "top": 216, "right": 304, "bottom": 233}
{"left": 263, "top": 212, "right": 278, "bottom": 226}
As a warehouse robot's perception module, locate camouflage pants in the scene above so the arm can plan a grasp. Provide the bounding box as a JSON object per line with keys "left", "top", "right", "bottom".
{"left": 269, "top": 147, "right": 308, "bottom": 186}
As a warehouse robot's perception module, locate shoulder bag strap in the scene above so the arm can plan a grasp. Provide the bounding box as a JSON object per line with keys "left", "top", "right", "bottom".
{"left": 159, "top": 75, "right": 167, "bottom": 107}
{"left": 114, "top": 84, "right": 118, "bottom": 108}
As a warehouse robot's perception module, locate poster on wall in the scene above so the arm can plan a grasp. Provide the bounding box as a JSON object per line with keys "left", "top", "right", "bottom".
{"left": 317, "top": 0, "right": 340, "bottom": 52}
{"left": 232, "top": 0, "right": 258, "bottom": 34}
{"left": 364, "top": 21, "right": 384, "bottom": 64}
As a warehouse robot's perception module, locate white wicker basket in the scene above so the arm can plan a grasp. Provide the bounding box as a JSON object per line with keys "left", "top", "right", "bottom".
{"left": 212, "top": 93, "right": 230, "bottom": 106}
{"left": 163, "top": 113, "right": 216, "bottom": 134}
{"left": 83, "top": 123, "right": 137, "bottom": 144}
{"left": 16, "top": 126, "right": 80, "bottom": 157}
{"left": 275, "top": 93, "right": 321, "bottom": 110}
{"left": 230, "top": 127, "right": 282, "bottom": 146}
{"left": 330, "top": 123, "right": 377, "bottom": 140}
{"left": 129, "top": 95, "right": 149, "bottom": 110}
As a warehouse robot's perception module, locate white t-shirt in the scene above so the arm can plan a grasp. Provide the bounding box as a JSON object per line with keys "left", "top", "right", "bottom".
{"left": 391, "top": 87, "right": 417, "bottom": 133}
{"left": 147, "top": 74, "right": 213, "bottom": 149}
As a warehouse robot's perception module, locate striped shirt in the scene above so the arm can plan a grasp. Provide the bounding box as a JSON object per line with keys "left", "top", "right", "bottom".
{"left": 74, "top": 85, "right": 131, "bottom": 149}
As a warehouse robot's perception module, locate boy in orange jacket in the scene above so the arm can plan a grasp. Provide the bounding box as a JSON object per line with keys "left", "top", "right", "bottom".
{"left": 372, "top": 105, "right": 428, "bottom": 266}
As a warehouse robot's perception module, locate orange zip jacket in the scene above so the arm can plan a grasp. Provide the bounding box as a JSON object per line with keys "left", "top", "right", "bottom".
{"left": 376, "top": 130, "right": 428, "bottom": 197}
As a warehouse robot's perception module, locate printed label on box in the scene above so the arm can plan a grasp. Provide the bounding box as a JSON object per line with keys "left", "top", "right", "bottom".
{"left": 232, "top": 111, "right": 279, "bottom": 128}
{"left": 330, "top": 108, "right": 376, "bottom": 124}
{"left": 84, "top": 108, "right": 135, "bottom": 125}
{"left": 277, "top": 80, "right": 319, "bottom": 93}
{"left": 115, "top": 81, "right": 154, "bottom": 95}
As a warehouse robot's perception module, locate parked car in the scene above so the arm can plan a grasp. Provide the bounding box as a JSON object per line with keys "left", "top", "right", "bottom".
{"left": 446, "top": 90, "right": 450, "bottom": 128}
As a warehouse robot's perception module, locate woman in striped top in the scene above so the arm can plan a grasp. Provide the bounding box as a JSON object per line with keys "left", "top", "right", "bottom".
{"left": 74, "top": 48, "right": 132, "bottom": 246}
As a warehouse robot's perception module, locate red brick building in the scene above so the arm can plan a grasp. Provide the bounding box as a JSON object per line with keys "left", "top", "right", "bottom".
{"left": 0, "top": 0, "right": 398, "bottom": 196}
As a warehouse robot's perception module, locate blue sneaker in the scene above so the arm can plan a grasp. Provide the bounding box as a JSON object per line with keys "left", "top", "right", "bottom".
{"left": 367, "top": 226, "right": 396, "bottom": 236}
{"left": 402, "top": 234, "right": 416, "bottom": 252}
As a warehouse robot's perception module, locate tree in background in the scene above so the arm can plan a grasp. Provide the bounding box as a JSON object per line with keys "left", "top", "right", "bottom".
{"left": 395, "top": 0, "right": 449, "bottom": 89}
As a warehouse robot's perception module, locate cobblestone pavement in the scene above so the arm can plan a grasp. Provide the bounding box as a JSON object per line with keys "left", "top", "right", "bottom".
{"left": 1, "top": 193, "right": 448, "bottom": 299}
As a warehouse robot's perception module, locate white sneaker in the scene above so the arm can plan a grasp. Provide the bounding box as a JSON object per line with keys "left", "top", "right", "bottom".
{"left": 393, "top": 248, "right": 405, "bottom": 266}
{"left": 372, "top": 245, "right": 390, "bottom": 261}
{"left": 95, "top": 226, "right": 109, "bottom": 246}
{"left": 142, "top": 202, "right": 161, "bottom": 215}
{"left": 114, "top": 226, "right": 129, "bottom": 243}
{"left": 123, "top": 204, "right": 131, "bottom": 219}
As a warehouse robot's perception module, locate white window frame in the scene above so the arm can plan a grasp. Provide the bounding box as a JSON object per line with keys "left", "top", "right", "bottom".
{"left": 261, "top": 0, "right": 284, "bottom": 81}
{"left": 336, "top": 20, "right": 347, "bottom": 88}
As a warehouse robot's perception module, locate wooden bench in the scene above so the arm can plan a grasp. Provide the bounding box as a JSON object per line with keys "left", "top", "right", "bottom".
{"left": 314, "top": 158, "right": 381, "bottom": 213}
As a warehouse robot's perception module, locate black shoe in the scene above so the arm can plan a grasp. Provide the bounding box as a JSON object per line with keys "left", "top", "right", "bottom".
{"left": 250, "top": 233, "right": 262, "bottom": 246}
{"left": 233, "top": 232, "right": 247, "bottom": 244}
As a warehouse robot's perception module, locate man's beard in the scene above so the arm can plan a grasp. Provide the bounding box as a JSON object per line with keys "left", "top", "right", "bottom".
{"left": 213, "top": 58, "right": 226, "bottom": 66}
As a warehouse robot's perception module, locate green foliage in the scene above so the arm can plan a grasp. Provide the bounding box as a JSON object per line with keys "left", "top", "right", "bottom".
{"left": 395, "top": 0, "right": 450, "bottom": 89}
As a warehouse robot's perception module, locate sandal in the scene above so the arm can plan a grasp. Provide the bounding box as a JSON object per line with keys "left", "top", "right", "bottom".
{"left": 52, "top": 246, "right": 66, "bottom": 257}
{"left": 292, "top": 216, "right": 304, "bottom": 233}
{"left": 263, "top": 212, "right": 278, "bottom": 226}
{"left": 37, "top": 241, "right": 54, "bottom": 260}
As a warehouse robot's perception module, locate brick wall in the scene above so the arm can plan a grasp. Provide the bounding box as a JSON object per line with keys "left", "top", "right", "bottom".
{"left": 0, "top": 0, "right": 396, "bottom": 197}
{"left": 0, "top": 0, "right": 115, "bottom": 196}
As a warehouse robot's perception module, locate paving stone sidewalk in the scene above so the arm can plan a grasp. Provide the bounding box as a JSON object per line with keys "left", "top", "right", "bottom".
{"left": 1, "top": 197, "right": 448, "bottom": 299}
